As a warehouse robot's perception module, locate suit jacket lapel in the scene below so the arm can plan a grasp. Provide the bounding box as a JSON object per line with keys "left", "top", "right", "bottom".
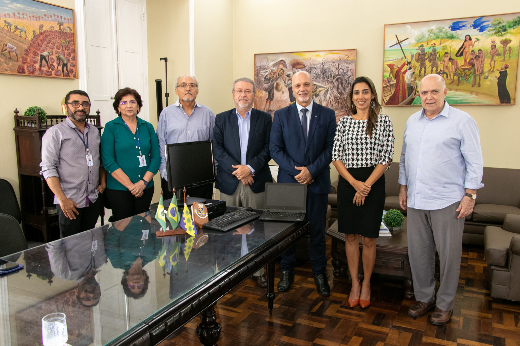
{"left": 291, "top": 103, "right": 305, "bottom": 145}
{"left": 246, "top": 109, "right": 258, "bottom": 155}
{"left": 231, "top": 109, "right": 241, "bottom": 157}
{"left": 306, "top": 103, "right": 321, "bottom": 150}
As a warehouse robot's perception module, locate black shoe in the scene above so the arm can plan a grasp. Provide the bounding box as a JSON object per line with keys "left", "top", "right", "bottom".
{"left": 277, "top": 270, "right": 294, "bottom": 292}
{"left": 314, "top": 273, "right": 330, "bottom": 297}
{"left": 254, "top": 274, "right": 268, "bottom": 289}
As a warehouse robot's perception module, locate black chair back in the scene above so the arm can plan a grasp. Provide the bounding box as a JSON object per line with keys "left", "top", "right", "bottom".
{"left": 0, "top": 213, "right": 28, "bottom": 258}
{"left": 0, "top": 179, "right": 21, "bottom": 223}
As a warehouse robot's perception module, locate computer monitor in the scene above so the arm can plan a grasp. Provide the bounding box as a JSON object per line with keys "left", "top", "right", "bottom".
{"left": 166, "top": 140, "right": 216, "bottom": 204}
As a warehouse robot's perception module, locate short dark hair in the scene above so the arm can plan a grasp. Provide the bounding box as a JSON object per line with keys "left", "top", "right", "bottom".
{"left": 121, "top": 269, "right": 149, "bottom": 299}
{"left": 112, "top": 87, "right": 143, "bottom": 116}
{"left": 65, "top": 90, "right": 90, "bottom": 104}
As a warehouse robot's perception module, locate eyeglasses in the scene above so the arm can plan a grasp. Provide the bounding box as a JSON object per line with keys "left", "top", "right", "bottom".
{"left": 67, "top": 101, "right": 91, "bottom": 108}
{"left": 176, "top": 83, "right": 198, "bottom": 89}
{"left": 120, "top": 100, "right": 137, "bottom": 106}
{"left": 128, "top": 283, "right": 145, "bottom": 289}
{"left": 234, "top": 89, "right": 253, "bottom": 95}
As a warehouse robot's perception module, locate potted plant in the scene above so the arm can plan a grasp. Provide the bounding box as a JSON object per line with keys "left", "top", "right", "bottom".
{"left": 384, "top": 209, "right": 404, "bottom": 231}
{"left": 24, "top": 106, "right": 47, "bottom": 124}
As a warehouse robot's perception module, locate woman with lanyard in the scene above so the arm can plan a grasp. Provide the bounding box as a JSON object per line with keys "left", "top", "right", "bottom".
{"left": 105, "top": 212, "right": 160, "bottom": 299}
{"left": 101, "top": 87, "right": 160, "bottom": 222}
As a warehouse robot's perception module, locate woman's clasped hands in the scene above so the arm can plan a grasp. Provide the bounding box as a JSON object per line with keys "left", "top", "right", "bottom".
{"left": 352, "top": 180, "right": 371, "bottom": 206}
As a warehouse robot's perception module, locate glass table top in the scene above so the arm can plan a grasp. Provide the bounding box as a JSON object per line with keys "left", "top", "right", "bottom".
{"left": 0, "top": 210, "right": 296, "bottom": 345}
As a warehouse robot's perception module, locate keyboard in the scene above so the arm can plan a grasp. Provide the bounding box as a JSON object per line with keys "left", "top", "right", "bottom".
{"left": 259, "top": 211, "right": 305, "bottom": 222}
{"left": 203, "top": 209, "right": 260, "bottom": 232}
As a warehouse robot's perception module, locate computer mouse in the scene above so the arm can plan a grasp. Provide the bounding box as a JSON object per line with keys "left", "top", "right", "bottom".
{"left": 245, "top": 207, "right": 254, "bottom": 212}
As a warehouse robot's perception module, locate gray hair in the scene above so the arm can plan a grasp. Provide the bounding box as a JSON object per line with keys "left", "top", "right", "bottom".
{"left": 232, "top": 77, "right": 256, "bottom": 94}
{"left": 176, "top": 75, "right": 198, "bottom": 87}
{"left": 419, "top": 74, "right": 446, "bottom": 90}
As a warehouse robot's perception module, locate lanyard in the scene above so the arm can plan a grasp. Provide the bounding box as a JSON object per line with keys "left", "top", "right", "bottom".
{"left": 124, "top": 122, "right": 142, "bottom": 156}
{"left": 74, "top": 128, "right": 91, "bottom": 206}
{"left": 74, "top": 128, "right": 90, "bottom": 153}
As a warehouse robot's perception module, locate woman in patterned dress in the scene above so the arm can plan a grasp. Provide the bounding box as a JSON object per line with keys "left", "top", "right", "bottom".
{"left": 332, "top": 76, "right": 395, "bottom": 309}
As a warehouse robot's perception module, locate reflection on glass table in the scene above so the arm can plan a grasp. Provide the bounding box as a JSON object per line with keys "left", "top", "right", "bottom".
{"left": 0, "top": 208, "right": 307, "bottom": 345}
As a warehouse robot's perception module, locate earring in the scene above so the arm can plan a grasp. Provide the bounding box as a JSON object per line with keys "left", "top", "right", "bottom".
{"left": 370, "top": 100, "right": 375, "bottom": 108}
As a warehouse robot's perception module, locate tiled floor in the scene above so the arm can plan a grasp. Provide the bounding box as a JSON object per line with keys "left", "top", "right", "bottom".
{"left": 160, "top": 244, "right": 520, "bottom": 346}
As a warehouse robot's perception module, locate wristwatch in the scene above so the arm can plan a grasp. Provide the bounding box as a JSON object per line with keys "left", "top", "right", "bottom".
{"left": 465, "top": 193, "right": 477, "bottom": 200}
{"left": 142, "top": 179, "right": 149, "bottom": 187}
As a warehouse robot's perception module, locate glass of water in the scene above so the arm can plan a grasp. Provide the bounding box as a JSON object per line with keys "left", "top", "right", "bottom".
{"left": 42, "top": 313, "right": 68, "bottom": 346}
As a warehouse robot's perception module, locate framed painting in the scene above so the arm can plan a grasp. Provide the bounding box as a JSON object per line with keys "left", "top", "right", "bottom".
{"left": 383, "top": 13, "right": 519, "bottom": 106}
{"left": 254, "top": 49, "right": 356, "bottom": 123}
{"left": 0, "top": 0, "right": 76, "bottom": 78}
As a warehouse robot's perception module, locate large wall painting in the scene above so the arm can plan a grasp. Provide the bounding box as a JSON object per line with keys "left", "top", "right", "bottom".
{"left": 254, "top": 49, "right": 356, "bottom": 123}
{"left": 383, "top": 13, "right": 519, "bottom": 106}
{"left": 0, "top": 0, "right": 76, "bottom": 78}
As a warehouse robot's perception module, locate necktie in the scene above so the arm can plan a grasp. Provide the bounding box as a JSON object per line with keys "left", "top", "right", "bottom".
{"left": 301, "top": 108, "right": 308, "bottom": 143}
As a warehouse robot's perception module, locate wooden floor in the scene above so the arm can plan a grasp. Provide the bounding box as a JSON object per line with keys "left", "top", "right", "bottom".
{"left": 160, "top": 241, "right": 520, "bottom": 346}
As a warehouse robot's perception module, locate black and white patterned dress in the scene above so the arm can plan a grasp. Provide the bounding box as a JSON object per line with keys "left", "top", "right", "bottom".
{"left": 332, "top": 114, "right": 395, "bottom": 237}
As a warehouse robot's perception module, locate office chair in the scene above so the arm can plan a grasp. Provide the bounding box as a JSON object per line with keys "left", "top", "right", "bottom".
{"left": 0, "top": 179, "right": 22, "bottom": 223}
{"left": 0, "top": 213, "right": 28, "bottom": 258}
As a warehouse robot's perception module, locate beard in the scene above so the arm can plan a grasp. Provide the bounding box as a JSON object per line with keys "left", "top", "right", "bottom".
{"left": 182, "top": 92, "right": 194, "bottom": 102}
{"left": 297, "top": 92, "right": 311, "bottom": 103}
{"left": 68, "top": 109, "right": 87, "bottom": 122}
{"left": 236, "top": 98, "right": 253, "bottom": 109}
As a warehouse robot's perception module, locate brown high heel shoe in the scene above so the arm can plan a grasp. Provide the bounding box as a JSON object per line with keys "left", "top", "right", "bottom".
{"left": 348, "top": 297, "right": 359, "bottom": 308}
{"left": 348, "top": 283, "right": 360, "bottom": 308}
{"left": 360, "top": 285, "right": 371, "bottom": 308}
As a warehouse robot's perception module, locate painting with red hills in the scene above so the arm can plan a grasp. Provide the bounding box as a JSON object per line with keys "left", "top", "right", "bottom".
{"left": 0, "top": 0, "right": 76, "bottom": 79}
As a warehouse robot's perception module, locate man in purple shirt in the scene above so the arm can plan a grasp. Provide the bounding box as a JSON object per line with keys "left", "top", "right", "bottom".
{"left": 40, "top": 90, "right": 106, "bottom": 238}
{"left": 399, "top": 75, "right": 484, "bottom": 325}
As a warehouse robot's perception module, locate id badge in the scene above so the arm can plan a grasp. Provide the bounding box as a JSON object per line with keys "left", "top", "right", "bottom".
{"left": 141, "top": 230, "right": 149, "bottom": 240}
{"left": 91, "top": 240, "right": 98, "bottom": 251}
{"left": 138, "top": 155, "right": 147, "bottom": 167}
{"left": 86, "top": 154, "right": 94, "bottom": 166}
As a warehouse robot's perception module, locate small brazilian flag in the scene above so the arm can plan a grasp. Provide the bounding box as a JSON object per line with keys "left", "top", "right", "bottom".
{"left": 155, "top": 195, "right": 167, "bottom": 230}
{"left": 158, "top": 242, "right": 168, "bottom": 267}
{"left": 170, "top": 242, "right": 180, "bottom": 274}
{"left": 167, "top": 194, "right": 179, "bottom": 229}
{"left": 180, "top": 203, "right": 196, "bottom": 236}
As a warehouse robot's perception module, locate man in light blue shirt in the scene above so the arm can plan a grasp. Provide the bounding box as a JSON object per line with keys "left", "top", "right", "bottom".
{"left": 398, "top": 74, "right": 484, "bottom": 325}
{"left": 157, "top": 75, "right": 215, "bottom": 200}
{"left": 212, "top": 77, "right": 273, "bottom": 287}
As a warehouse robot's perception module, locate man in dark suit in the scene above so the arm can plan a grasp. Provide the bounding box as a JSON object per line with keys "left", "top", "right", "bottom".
{"left": 213, "top": 77, "right": 273, "bottom": 287}
{"left": 270, "top": 71, "right": 336, "bottom": 296}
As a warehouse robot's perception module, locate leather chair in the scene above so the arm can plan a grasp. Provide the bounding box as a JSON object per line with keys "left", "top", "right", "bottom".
{"left": 328, "top": 180, "right": 338, "bottom": 228}
{"left": 0, "top": 179, "right": 21, "bottom": 223}
{"left": 484, "top": 214, "right": 520, "bottom": 301}
{"left": 0, "top": 213, "right": 28, "bottom": 258}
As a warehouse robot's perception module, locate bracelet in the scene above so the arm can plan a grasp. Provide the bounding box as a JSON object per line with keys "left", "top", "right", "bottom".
{"left": 142, "top": 179, "right": 149, "bottom": 187}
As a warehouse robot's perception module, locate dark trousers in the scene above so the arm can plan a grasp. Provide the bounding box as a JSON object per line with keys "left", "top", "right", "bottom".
{"left": 280, "top": 192, "right": 328, "bottom": 275}
{"left": 161, "top": 178, "right": 213, "bottom": 201}
{"left": 105, "top": 187, "right": 154, "bottom": 222}
{"left": 57, "top": 197, "right": 101, "bottom": 238}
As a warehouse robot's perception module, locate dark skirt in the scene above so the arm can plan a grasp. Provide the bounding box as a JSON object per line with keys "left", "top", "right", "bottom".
{"left": 337, "top": 167, "right": 385, "bottom": 238}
